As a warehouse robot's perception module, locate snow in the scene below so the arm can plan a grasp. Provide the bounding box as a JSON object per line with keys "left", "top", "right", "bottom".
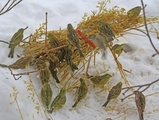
{"left": 0, "top": 0, "right": 159, "bottom": 120}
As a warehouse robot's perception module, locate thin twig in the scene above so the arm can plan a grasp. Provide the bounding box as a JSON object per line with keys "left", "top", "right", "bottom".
{"left": 121, "top": 93, "right": 134, "bottom": 102}
{"left": 130, "top": 28, "right": 147, "bottom": 35}
{"left": 15, "top": 99, "right": 24, "bottom": 120}
{"left": 7, "top": 0, "right": 16, "bottom": 10}
{"left": 122, "top": 79, "right": 159, "bottom": 90}
{"left": 45, "top": 12, "right": 48, "bottom": 52}
{"left": 0, "top": 0, "right": 11, "bottom": 13}
{"left": 121, "top": 79, "right": 159, "bottom": 101}
{"left": 140, "top": 0, "right": 159, "bottom": 57}
{"left": 22, "top": 34, "right": 32, "bottom": 43}
{"left": 108, "top": 44, "right": 130, "bottom": 86}
{"left": 9, "top": 0, "right": 22, "bottom": 10}
{"left": 0, "top": 0, "right": 22, "bottom": 16}
{"left": 9, "top": 67, "right": 22, "bottom": 80}
{"left": 8, "top": 66, "right": 49, "bottom": 80}
{"left": 0, "top": 40, "right": 10, "bottom": 44}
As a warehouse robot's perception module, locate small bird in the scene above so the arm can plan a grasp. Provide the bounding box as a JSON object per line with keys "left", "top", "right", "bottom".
{"left": 48, "top": 33, "right": 60, "bottom": 47}
{"left": 35, "top": 56, "right": 47, "bottom": 70}
{"left": 49, "top": 87, "right": 66, "bottom": 113}
{"left": 72, "top": 78, "right": 88, "bottom": 107}
{"left": 112, "top": 43, "right": 134, "bottom": 57}
{"left": 64, "top": 45, "right": 78, "bottom": 71}
{"left": 49, "top": 66, "right": 60, "bottom": 83}
{"left": 134, "top": 90, "right": 146, "bottom": 120}
{"left": 8, "top": 27, "right": 28, "bottom": 58}
{"left": 67, "top": 23, "right": 84, "bottom": 57}
{"left": 89, "top": 73, "right": 112, "bottom": 87}
{"left": 102, "top": 82, "right": 122, "bottom": 107}
{"left": 41, "top": 83, "right": 53, "bottom": 109}
{"left": 48, "top": 33, "right": 66, "bottom": 62}
{"left": 36, "top": 56, "right": 50, "bottom": 85}
{"left": 88, "top": 33, "right": 112, "bottom": 58}
{"left": 127, "top": 6, "right": 142, "bottom": 19}
{"left": 40, "top": 69, "right": 50, "bottom": 85}
{"left": 49, "top": 54, "right": 60, "bottom": 83}
{"left": 112, "top": 44, "right": 124, "bottom": 56}
{"left": 98, "top": 20, "right": 115, "bottom": 58}
{"left": 99, "top": 20, "right": 115, "bottom": 39}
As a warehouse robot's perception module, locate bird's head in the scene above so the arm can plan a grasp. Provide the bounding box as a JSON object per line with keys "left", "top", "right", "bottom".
{"left": 117, "top": 82, "right": 122, "bottom": 88}
{"left": 67, "top": 23, "right": 73, "bottom": 30}
{"left": 60, "top": 88, "right": 66, "bottom": 95}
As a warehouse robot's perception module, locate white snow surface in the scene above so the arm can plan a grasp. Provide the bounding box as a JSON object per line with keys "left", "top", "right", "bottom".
{"left": 0, "top": 0, "right": 159, "bottom": 120}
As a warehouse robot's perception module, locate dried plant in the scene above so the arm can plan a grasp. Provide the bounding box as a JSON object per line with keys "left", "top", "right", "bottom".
{"left": 0, "top": 1, "right": 159, "bottom": 119}
{"left": 0, "top": 0, "right": 22, "bottom": 16}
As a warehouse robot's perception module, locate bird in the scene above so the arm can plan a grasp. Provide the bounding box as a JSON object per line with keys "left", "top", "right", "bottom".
{"left": 40, "top": 69, "right": 50, "bottom": 85}
{"left": 134, "top": 90, "right": 146, "bottom": 120}
{"left": 102, "top": 82, "right": 122, "bottom": 107}
{"left": 67, "top": 23, "right": 84, "bottom": 57}
{"left": 72, "top": 78, "right": 88, "bottom": 107}
{"left": 36, "top": 56, "right": 50, "bottom": 84}
{"left": 112, "top": 43, "right": 134, "bottom": 56}
{"left": 48, "top": 33, "right": 66, "bottom": 62}
{"left": 98, "top": 20, "right": 115, "bottom": 39}
{"left": 88, "top": 33, "right": 111, "bottom": 58}
{"left": 49, "top": 54, "right": 60, "bottom": 83}
{"left": 48, "top": 33, "right": 60, "bottom": 47}
{"left": 88, "top": 21, "right": 115, "bottom": 59}
{"left": 49, "top": 87, "right": 66, "bottom": 113}
{"left": 49, "top": 67, "right": 60, "bottom": 83}
{"left": 89, "top": 73, "right": 112, "bottom": 87}
{"left": 8, "top": 27, "right": 28, "bottom": 58}
{"left": 41, "top": 83, "right": 53, "bottom": 109}
{"left": 112, "top": 44, "right": 123, "bottom": 56}
{"left": 64, "top": 45, "right": 78, "bottom": 71}
{"left": 127, "top": 6, "right": 142, "bottom": 19}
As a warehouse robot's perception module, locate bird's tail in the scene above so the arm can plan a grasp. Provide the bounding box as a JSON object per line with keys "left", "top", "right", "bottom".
{"left": 102, "top": 100, "right": 109, "bottom": 107}
{"left": 8, "top": 47, "right": 14, "bottom": 58}
{"left": 70, "top": 62, "right": 78, "bottom": 72}
{"left": 52, "top": 70, "right": 60, "bottom": 83}
{"left": 78, "top": 48, "right": 84, "bottom": 57}
{"left": 72, "top": 101, "right": 78, "bottom": 107}
{"left": 139, "top": 111, "right": 144, "bottom": 120}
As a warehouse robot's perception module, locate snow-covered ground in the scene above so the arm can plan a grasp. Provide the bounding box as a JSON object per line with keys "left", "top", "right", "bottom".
{"left": 0, "top": 0, "right": 159, "bottom": 120}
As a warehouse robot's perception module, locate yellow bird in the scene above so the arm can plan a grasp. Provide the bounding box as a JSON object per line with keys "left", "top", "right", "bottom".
{"left": 127, "top": 6, "right": 142, "bottom": 19}
{"left": 49, "top": 88, "right": 66, "bottom": 113}
{"left": 72, "top": 78, "right": 88, "bottom": 107}
{"left": 8, "top": 27, "right": 28, "bottom": 58}
{"left": 112, "top": 43, "right": 133, "bottom": 56}
{"left": 99, "top": 20, "right": 115, "bottom": 39}
{"left": 102, "top": 82, "right": 122, "bottom": 107}
{"left": 67, "top": 23, "right": 84, "bottom": 57}
{"left": 41, "top": 83, "right": 53, "bottom": 109}
{"left": 90, "top": 73, "right": 112, "bottom": 87}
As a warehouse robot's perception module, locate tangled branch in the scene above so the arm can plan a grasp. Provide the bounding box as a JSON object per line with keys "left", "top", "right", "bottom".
{"left": 121, "top": 79, "right": 159, "bottom": 101}
{"left": 139, "top": 0, "right": 159, "bottom": 57}
{"left": 0, "top": 0, "right": 22, "bottom": 16}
